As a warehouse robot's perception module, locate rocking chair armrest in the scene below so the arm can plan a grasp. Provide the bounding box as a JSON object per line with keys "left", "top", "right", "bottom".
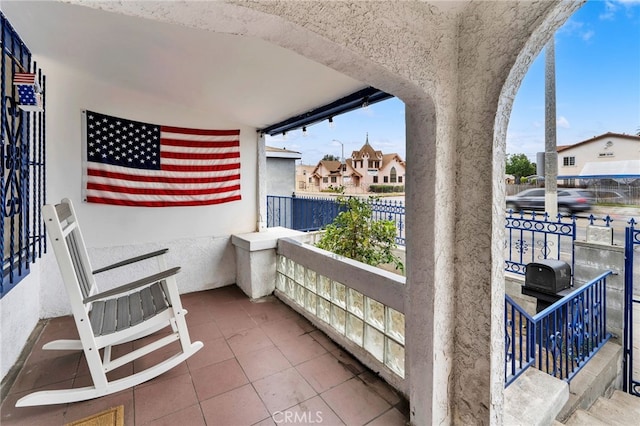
{"left": 83, "top": 266, "right": 180, "bottom": 303}
{"left": 92, "top": 248, "right": 170, "bottom": 274}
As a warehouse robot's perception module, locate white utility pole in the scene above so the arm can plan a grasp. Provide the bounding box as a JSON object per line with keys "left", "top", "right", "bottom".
{"left": 544, "top": 37, "right": 558, "bottom": 217}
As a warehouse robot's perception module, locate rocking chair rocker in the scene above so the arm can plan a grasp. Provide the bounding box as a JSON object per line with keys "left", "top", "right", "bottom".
{"left": 16, "top": 198, "right": 203, "bottom": 406}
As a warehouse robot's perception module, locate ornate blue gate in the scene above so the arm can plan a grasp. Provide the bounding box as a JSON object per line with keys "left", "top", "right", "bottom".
{"left": 624, "top": 219, "right": 640, "bottom": 396}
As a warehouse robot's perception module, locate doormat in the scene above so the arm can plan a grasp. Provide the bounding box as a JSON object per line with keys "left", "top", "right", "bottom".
{"left": 65, "top": 405, "right": 124, "bottom": 426}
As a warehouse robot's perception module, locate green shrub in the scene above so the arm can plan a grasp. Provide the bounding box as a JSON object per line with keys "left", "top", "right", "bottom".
{"left": 321, "top": 185, "right": 345, "bottom": 194}
{"left": 369, "top": 185, "right": 404, "bottom": 193}
{"left": 316, "top": 196, "right": 404, "bottom": 272}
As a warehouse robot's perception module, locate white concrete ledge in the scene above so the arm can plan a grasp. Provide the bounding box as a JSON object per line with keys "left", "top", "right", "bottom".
{"left": 231, "top": 227, "right": 305, "bottom": 251}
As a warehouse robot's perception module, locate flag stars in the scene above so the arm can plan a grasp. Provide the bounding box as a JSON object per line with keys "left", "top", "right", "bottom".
{"left": 86, "top": 112, "right": 161, "bottom": 170}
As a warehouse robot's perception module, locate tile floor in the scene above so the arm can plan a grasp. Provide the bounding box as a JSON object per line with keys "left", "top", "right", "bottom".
{"left": 1, "top": 285, "right": 408, "bottom": 425}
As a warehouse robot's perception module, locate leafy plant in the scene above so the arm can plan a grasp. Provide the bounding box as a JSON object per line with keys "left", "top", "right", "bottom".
{"left": 321, "top": 185, "right": 345, "bottom": 194}
{"left": 316, "top": 196, "right": 404, "bottom": 272}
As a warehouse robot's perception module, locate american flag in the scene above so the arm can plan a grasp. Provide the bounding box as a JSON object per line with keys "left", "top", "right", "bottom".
{"left": 13, "top": 73, "right": 41, "bottom": 109}
{"left": 84, "top": 111, "right": 241, "bottom": 207}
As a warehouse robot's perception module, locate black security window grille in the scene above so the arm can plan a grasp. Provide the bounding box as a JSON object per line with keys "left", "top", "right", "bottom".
{"left": 1, "top": 12, "right": 46, "bottom": 298}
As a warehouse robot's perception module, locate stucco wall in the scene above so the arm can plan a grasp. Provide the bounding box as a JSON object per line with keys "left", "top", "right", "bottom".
{"left": 0, "top": 267, "right": 41, "bottom": 379}
{"left": 267, "top": 157, "right": 296, "bottom": 196}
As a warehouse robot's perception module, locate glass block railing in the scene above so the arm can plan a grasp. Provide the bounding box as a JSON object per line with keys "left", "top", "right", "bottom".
{"left": 276, "top": 237, "right": 407, "bottom": 392}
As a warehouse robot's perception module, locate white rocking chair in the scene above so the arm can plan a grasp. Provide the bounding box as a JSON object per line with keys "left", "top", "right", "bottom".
{"left": 16, "top": 198, "right": 203, "bottom": 407}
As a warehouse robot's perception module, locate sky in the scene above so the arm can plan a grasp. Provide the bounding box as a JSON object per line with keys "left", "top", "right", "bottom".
{"left": 265, "top": 0, "right": 640, "bottom": 165}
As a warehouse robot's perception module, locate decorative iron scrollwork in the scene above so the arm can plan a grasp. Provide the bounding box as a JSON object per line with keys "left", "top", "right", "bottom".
{"left": 2, "top": 95, "right": 23, "bottom": 217}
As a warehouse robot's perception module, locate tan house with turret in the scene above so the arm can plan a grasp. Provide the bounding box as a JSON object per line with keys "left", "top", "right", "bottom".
{"left": 301, "top": 135, "right": 406, "bottom": 193}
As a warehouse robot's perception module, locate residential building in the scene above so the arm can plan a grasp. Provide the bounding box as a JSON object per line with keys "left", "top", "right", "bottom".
{"left": 266, "top": 146, "right": 301, "bottom": 196}
{"left": 557, "top": 132, "right": 640, "bottom": 186}
{"left": 295, "top": 164, "right": 317, "bottom": 192}
{"left": 0, "top": 2, "right": 600, "bottom": 425}
{"left": 306, "top": 135, "right": 406, "bottom": 193}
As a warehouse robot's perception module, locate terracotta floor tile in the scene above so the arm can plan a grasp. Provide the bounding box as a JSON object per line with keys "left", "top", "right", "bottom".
{"left": 72, "top": 363, "right": 135, "bottom": 389}
{"left": 186, "top": 336, "right": 234, "bottom": 371}
{"left": 204, "top": 285, "right": 249, "bottom": 305}
{"left": 216, "top": 312, "right": 259, "bottom": 337}
{"left": 186, "top": 319, "right": 223, "bottom": 343}
{"left": 321, "top": 378, "right": 390, "bottom": 426}
{"left": 243, "top": 297, "right": 298, "bottom": 324}
{"left": 209, "top": 300, "right": 250, "bottom": 321}
{"left": 2, "top": 286, "right": 408, "bottom": 426}
{"left": 226, "top": 327, "right": 274, "bottom": 356}
{"left": 184, "top": 304, "right": 216, "bottom": 327}
{"left": 276, "top": 333, "right": 328, "bottom": 365}
{"left": 309, "top": 330, "right": 339, "bottom": 352}
{"left": 274, "top": 395, "right": 345, "bottom": 426}
{"left": 236, "top": 346, "right": 292, "bottom": 381}
{"left": 296, "top": 353, "right": 355, "bottom": 393}
{"left": 252, "top": 367, "right": 317, "bottom": 414}
{"left": 143, "top": 403, "right": 205, "bottom": 426}
{"left": 330, "top": 349, "right": 366, "bottom": 376}
{"left": 357, "top": 371, "right": 402, "bottom": 406}
{"left": 38, "top": 315, "right": 78, "bottom": 340}
{"left": 131, "top": 328, "right": 174, "bottom": 350}
{"left": 8, "top": 351, "right": 81, "bottom": 394}
{"left": 200, "top": 383, "right": 270, "bottom": 426}
{"left": 260, "top": 317, "right": 311, "bottom": 342}
{"left": 0, "top": 380, "right": 71, "bottom": 426}
{"left": 131, "top": 342, "right": 190, "bottom": 388}
{"left": 365, "top": 408, "right": 408, "bottom": 426}
{"left": 252, "top": 417, "right": 277, "bottom": 426}
{"left": 76, "top": 342, "right": 134, "bottom": 375}
{"left": 25, "top": 317, "right": 79, "bottom": 364}
{"left": 133, "top": 372, "right": 198, "bottom": 424}
{"left": 191, "top": 358, "right": 248, "bottom": 401}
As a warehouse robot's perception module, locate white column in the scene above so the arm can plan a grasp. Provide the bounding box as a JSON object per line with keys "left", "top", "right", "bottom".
{"left": 257, "top": 133, "right": 267, "bottom": 232}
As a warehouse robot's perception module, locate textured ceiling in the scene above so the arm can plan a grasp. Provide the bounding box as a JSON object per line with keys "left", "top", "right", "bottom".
{"left": 1, "top": 0, "right": 470, "bottom": 128}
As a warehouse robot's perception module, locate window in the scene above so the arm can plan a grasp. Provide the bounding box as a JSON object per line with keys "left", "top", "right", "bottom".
{"left": 562, "top": 156, "right": 575, "bottom": 166}
{"left": 331, "top": 176, "right": 337, "bottom": 183}
{"left": 1, "top": 13, "right": 46, "bottom": 298}
{"left": 384, "top": 176, "right": 389, "bottom": 183}
{"left": 390, "top": 167, "right": 397, "bottom": 183}
{"left": 398, "top": 176, "right": 403, "bottom": 183}
{"left": 308, "top": 177, "right": 312, "bottom": 183}
{"left": 373, "top": 176, "right": 378, "bottom": 183}
{"left": 323, "top": 177, "right": 328, "bottom": 183}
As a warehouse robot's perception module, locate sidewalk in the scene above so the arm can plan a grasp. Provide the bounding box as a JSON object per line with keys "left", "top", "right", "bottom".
{"left": 591, "top": 205, "right": 640, "bottom": 223}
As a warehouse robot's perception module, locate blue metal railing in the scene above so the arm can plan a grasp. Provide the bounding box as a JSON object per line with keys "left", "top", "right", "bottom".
{"left": 505, "top": 210, "right": 577, "bottom": 276}
{"left": 267, "top": 195, "right": 406, "bottom": 245}
{"left": 624, "top": 218, "right": 640, "bottom": 396}
{"left": 505, "top": 270, "right": 612, "bottom": 387}
{"left": 505, "top": 210, "right": 614, "bottom": 276}
{"left": 269, "top": 197, "right": 616, "bottom": 276}
{"left": 505, "top": 294, "right": 536, "bottom": 386}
